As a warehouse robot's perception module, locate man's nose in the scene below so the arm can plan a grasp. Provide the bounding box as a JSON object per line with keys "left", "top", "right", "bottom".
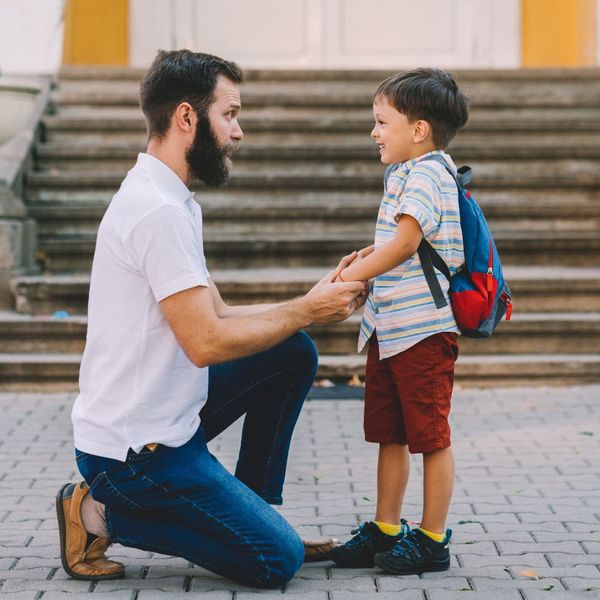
{"left": 371, "top": 127, "right": 378, "bottom": 139}
{"left": 232, "top": 120, "right": 244, "bottom": 141}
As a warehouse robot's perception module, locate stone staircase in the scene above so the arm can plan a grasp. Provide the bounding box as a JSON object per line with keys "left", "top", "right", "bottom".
{"left": 2, "top": 67, "right": 600, "bottom": 390}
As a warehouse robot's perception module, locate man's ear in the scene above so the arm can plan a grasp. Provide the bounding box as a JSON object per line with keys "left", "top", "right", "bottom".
{"left": 413, "top": 119, "right": 431, "bottom": 144}
{"left": 174, "top": 102, "right": 195, "bottom": 134}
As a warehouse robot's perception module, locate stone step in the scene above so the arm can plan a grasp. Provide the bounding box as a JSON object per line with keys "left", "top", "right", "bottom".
{"left": 25, "top": 159, "right": 600, "bottom": 191}
{"left": 1, "top": 352, "right": 599, "bottom": 391}
{"left": 57, "top": 66, "right": 600, "bottom": 82}
{"left": 32, "top": 231, "right": 600, "bottom": 272}
{"left": 24, "top": 189, "right": 600, "bottom": 237}
{"left": 42, "top": 107, "right": 600, "bottom": 143}
{"left": 0, "top": 353, "right": 81, "bottom": 392}
{"left": 320, "top": 353, "right": 600, "bottom": 387}
{"left": 26, "top": 187, "right": 600, "bottom": 212}
{"left": 51, "top": 77, "right": 600, "bottom": 108}
{"left": 1, "top": 311, "right": 599, "bottom": 355}
{"left": 10, "top": 67, "right": 598, "bottom": 392}
{"left": 11, "top": 267, "right": 600, "bottom": 316}
{"left": 35, "top": 134, "right": 600, "bottom": 170}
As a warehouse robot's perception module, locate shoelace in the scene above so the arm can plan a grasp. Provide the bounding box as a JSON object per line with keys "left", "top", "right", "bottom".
{"left": 398, "top": 518, "right": 410, "bottom": 536}
{"left": 390, "top": 530, "right": 421, "bottom": 558}
{"left": 345, "top": 522, "right": 373, "bottom": 549}
{"left": 344, "top": 519, "right": 409, "bottom": 550}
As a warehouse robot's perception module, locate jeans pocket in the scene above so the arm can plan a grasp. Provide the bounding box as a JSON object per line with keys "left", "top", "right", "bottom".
{"left": 126, "top": 444, "right": 162, "bottom": 465}
{"left": 89, "top": 471, "right": 143, "bottom": 512}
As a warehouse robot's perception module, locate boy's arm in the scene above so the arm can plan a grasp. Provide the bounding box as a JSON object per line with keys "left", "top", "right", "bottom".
{"left": 338, "top": 216, "right": 422, "bottom": 282}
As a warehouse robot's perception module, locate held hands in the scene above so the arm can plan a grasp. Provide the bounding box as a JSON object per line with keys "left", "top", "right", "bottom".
{"left": 300, "top": 250, "right": 371, "bottom": 326}
{"left": 334, "top": 247, "right": 373, "bottom": 311}
{"left": 333, "top": 246, "right": 374, "bottom": 284}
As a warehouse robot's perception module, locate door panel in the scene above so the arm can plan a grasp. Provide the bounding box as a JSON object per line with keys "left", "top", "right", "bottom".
{"left": 129, "top": 0, "right": 520, "bottom": 69}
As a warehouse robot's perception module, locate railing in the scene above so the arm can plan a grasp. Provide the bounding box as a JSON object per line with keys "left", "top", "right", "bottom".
{"left": 0, "top": 75, "right": 53, "bottom": 309}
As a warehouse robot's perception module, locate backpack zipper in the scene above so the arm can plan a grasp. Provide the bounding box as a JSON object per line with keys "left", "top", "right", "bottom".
{"left": 486, "top": 241, "right": 494, "bottom": 292}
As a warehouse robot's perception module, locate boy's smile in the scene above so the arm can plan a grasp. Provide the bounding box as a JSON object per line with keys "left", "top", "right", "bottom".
{"left": 371, "top": 96, "right": 433, "bottom": 164}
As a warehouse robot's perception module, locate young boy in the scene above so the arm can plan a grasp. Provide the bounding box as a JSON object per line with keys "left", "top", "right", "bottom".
{"left": 328, "top": 68, "right": 469, "bottom": 574}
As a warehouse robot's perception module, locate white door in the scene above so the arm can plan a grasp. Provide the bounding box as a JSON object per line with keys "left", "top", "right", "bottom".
{"left": 130, "top": 0, "right": 520, "bottom": 69}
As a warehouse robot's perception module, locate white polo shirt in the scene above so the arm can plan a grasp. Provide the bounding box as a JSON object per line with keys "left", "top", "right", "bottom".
{"left": 72, "top": 153, "right": 210, "bottom": 461}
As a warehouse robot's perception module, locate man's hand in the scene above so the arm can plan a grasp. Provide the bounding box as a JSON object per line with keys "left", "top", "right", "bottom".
{"left": 301, "top": 272, "right": 366, "bottom": 325}
{"left": 351, "top": 286, "right": 369, "bottom": 311}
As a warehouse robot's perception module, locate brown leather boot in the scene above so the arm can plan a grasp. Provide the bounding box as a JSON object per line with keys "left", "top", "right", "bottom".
{"left": 303, "top": 537, "right": 338, "bottom": 562}
{"left": 56, "top": 481, "right": 125, "bottom": 580}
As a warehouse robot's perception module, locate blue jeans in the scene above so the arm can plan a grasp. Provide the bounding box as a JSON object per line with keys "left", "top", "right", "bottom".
{"left": 75, "top": 331, "right": 318, "bottom": 588}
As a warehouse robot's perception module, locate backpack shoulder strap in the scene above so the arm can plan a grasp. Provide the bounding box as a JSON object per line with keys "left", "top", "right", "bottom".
{"left": 414, "top": 154, "right": 468, "bottom": 309}
{"left": 419, "top": 153, "right": 472, "bottom": 187}
{"left": 418, "top": 239, "right": 451, "bottom": 309}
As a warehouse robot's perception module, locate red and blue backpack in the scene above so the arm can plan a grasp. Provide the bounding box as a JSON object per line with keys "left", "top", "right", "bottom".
{"left": 416, "top": 155, "right": 512, "bottom": 338}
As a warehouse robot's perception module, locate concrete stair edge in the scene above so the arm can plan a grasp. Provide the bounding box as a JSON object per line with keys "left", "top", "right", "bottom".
{"left": 57, "top": 66, "right": 600, "bottom": 81}
{"left": 1, "top": 312, "right": 599, "bottom": 357}
{"left": 1, "top": 353, "right": 599, "bottom": 391}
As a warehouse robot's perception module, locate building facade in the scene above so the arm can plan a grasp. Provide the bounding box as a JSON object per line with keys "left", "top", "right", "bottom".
{"left": 0, "top": 0, "right": 599, "bottom": 74}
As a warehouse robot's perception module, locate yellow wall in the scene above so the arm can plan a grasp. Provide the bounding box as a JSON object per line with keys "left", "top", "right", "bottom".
{"left": 62, "top": 0, "right": 128, "bottom": 65}
{"left": 522, "top": 0, "right": 597, "bottom": 67}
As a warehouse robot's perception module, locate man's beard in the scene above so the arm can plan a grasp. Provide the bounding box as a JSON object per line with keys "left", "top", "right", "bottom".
{"left": 185, "top": 114, "right": 238, "bottom": 187}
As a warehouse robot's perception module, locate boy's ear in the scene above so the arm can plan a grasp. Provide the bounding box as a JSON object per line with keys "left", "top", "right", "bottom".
{"left": 412, "top": 119, "right": 431, "bottom": 144}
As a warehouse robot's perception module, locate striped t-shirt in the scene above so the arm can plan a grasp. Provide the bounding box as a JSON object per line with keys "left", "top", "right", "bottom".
{"left": 358, "top": 150, "right": 465, "bottom": 359}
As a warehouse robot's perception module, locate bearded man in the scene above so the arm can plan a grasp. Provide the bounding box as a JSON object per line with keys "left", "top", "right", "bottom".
{"left": 56, "top": 50, "right": 366, "bottom": 588}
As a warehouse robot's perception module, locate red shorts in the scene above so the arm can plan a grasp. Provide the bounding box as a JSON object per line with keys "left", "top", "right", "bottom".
{"left": 364, "top": 333, "right": 458, "bottom": 453}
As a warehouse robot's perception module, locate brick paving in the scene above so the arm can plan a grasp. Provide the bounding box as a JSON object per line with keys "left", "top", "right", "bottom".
{"left": 0, "top": 385, "right": 598, "bottom": 598}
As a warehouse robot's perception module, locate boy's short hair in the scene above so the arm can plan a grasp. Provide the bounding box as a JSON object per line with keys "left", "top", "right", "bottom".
{"left": 140, "top": 49, "right": 243, "bottom": 140}
{"left": 375, "top": 68, "right": 469, "bottom": 148}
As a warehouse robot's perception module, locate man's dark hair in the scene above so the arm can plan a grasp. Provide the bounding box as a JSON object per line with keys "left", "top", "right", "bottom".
{"left": 375, "top": 68, "right": 469, "bottom": 148}
{"left": 140, "top": 49, "right": 243, "bottom": 140}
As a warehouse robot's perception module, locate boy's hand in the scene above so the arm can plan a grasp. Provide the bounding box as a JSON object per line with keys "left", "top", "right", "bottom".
{"left": 333, "top": 246, "right": 373, "bottom": 286}
{"left": 331, "top": 251, "right": 358, "bottom": 282}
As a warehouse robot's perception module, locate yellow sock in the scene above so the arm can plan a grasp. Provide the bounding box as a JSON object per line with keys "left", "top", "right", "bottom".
{"left": 374, "top": 521, "right": 401, "bottom": 536}
{"left": 418, "top": 527, "right": 446, "bottom": 543}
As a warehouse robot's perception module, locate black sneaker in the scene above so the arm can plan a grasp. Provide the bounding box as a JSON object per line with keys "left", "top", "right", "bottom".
{"left": 374, "top": 528, "right": 452, "bottom": 574}
{"left": 329, "top": 520, "right": 409, "bottom": 568}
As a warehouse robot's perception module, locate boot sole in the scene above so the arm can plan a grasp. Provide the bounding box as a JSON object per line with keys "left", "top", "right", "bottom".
{"left": 55, "top": 483, "right": 124, "bottom": 581}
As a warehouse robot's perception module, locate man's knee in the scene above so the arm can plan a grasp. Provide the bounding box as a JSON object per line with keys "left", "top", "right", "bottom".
{"left": 284, "top": 331, "right": 318, "bottom": 378}
{"left": 249, "top": 532, "right": 304, "bottom": 588}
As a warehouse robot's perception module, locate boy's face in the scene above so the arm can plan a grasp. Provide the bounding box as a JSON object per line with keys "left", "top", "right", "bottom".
{"left": 371, "top": 96, "right": 421, "bottom": 164}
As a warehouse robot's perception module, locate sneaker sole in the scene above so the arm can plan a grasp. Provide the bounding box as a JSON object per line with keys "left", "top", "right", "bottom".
{"left": 373, "top": 553, "right": 450, "bottom": 575}
{"left": 330, "top": 559, "right": 375, "bottom": 568}
{"left": 328, "top": 549, "right": 375, "bottom": 569}
{"left": 55, "top": 483, "right": 124, "bottom": 581}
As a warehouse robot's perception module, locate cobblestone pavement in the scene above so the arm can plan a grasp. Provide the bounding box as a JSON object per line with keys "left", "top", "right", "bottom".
{"left": 0, "top": 385, "right": 599, "bottom": 599}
